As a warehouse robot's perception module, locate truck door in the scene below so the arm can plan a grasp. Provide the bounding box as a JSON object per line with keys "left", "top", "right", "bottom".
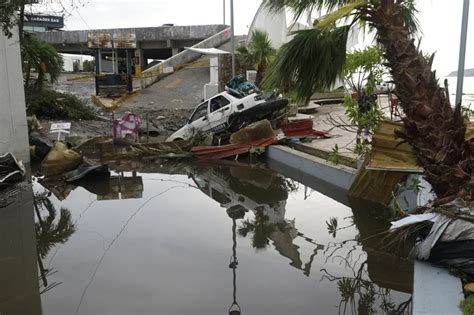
{"left": 208, "top": 95, "right": 232, "bottom": 133}
{"left": 188, "top": 100, "right": 211, "bottom": 135}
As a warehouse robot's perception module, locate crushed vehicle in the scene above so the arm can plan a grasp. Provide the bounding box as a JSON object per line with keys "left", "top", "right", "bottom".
{"left": 166, "top": 76, "right": 288, "bottom": 142}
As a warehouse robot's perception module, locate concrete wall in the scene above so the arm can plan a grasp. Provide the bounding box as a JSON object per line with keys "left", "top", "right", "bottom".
{"left": 0, "top": 27, "right": 30, "bottom": 164}
{"left": 141, "top": 28, "right": 231, "bottom": 88}
{"left": 266, "top": 146, "right": 356, "bottom": 206}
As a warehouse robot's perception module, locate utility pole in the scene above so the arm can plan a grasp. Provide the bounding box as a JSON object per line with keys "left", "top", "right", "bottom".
{"left": 223, "top": 0, "right": 226, "bottom": 25}
{"left": 230, "top": 0, "right": 235, "bottom": 77}
{"left": 456, "top": 0, "right": 470, "bottom": 106}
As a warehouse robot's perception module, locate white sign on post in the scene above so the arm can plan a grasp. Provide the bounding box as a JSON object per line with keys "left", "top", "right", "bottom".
{"left": 50, "top": 122, "right": 71, "bottom": 141}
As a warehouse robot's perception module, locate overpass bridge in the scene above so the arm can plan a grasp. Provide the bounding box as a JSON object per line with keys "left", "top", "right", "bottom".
{"left": 35, "top": 24, "right": 228, "bottom": 70}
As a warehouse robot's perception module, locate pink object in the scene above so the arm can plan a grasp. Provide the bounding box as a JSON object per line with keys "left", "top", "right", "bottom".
{"left": 113, "top": 112, "right": 141, "bottom": 142}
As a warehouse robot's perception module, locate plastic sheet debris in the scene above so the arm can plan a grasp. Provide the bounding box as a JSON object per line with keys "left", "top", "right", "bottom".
{"left": 389, "top": 198, "right": 474, "bottom": 275}
{"left": 390, "top": 214, "right": 438, "bottom": 230}
{"left": 225, "top": 75, "right": 260, "bottom": 97}
{"left": 0, "top": 153, "right": 26, "bottom": 190}
{"left": 64, "top": 157, "right": 109, "bottom": 182}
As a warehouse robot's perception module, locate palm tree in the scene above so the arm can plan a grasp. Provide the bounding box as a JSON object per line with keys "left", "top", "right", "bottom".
{"left": 263, "top": 0, "right": 470, "bottom": 202}
{"left": 237, "top": 30, "right": 276, "bottom": 87}
{"left": 22, "top": 34, "right": 64, "bottom": 93}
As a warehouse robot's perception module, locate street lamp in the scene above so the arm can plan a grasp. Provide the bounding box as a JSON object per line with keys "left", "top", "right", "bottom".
{"left": 230, "top": 0, "right": 235, "bottom": 78}
{"left": 456, "top": 0, "right": 470, "bottom": 106}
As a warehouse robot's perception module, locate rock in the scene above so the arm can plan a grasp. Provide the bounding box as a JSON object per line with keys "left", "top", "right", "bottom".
{"left": 41, "top": 142, "right": 83, "bottom": 177}
{"left": 229, "top": 119, "right": 275, "bottom": 145}
{"left": 465, "top": 283, "right": 474, "bottom": 292}
{"left": 156, "top": 116, "right": 166, "bottom": 120}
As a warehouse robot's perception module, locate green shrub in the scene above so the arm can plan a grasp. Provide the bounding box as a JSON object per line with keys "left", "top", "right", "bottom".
{"left": 460, "top": 295, "right": 474, "bottom": 315}
{"left": 27, "top": 89, "right": 98, "bottom": 120}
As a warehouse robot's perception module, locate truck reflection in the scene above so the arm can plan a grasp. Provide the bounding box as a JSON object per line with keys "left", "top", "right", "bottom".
{"left": 188, "top": 164, "right": 324, "bottom": 277}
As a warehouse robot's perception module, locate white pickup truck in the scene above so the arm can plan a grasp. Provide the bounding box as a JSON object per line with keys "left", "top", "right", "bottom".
{"left": 166, "top": 90, "right": 288, "bottom": 141}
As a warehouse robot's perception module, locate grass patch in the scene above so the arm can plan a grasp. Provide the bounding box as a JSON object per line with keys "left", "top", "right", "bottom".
{"left": 460, "top": 295, "right": 474, "bottom": 315}
{"left": 27, "top": 89, "right": 98, "bottom": 120}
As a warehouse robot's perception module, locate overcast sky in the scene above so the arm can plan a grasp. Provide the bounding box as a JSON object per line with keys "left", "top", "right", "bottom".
{"left": 34, "top": 0, "right": 474, "bottom": 76}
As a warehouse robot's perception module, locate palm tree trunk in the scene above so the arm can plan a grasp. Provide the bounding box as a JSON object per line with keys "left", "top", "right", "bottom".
{"left": 371, "top": 3, "right": 472, "bottom": 201}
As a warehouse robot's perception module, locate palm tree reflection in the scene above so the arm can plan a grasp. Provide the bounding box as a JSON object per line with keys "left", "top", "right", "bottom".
{"left": 34, "top": 191, "right": 76, "bottom": 294}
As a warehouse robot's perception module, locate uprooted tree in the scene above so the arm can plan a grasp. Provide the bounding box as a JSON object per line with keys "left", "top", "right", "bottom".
{"left": 263, "top": 0, "right": 471, "bottom": 203}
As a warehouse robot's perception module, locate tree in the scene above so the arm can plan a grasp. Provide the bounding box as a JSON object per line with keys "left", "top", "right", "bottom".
{"left": 23, "top": 34, "right": 64, "bottom": 92}
{"left": 263, "top": 0, "right": 470, "bottom": 202}
{"left": 237, "top": 30, "right": 276, "bottom": 87}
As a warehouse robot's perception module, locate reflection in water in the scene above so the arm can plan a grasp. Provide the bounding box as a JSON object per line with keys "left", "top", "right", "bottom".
{"left": 226, "top": 207, "right": 246, "bottom": 315}
{"left": 34, "top": 191, "right": 76, "bottom": 295}
{"left": 320, "top": 198, "right": 413, "bottom": 314}
{"left": 40, "top": 170, "right": 143, "bottom": 201}
{"left": 28, "top": 161, "right": 413, "bottom": 314}
{"left": 190, "top": 164, "right": 325, "bottom": 277}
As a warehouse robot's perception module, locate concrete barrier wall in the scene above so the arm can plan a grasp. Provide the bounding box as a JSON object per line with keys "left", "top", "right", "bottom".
{"left": 141, "top": 28, "right": 231, "bottom": 88}
{"left": 266, "top": 145, "right": 356, "bottom": 195}
{"left": 36, "top": 25, "right": 228, "bottom": 45}
{"left": 0, "top": 27, "right": 30, "bottom": 164}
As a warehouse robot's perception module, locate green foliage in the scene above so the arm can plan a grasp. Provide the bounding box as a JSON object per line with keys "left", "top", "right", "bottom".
{"left": 22, "top": 35, "right": 64, "bottom": 91}
{"left": 0, "top": 0, "right": 20, "bottom": 38}
{"left": 83, "top": 59, "right": 95, "bottom": 72}
{"left": 343, "top": 95, "right": 384, "bottom": 129}
{"left": 344, "top": 46, "right": 385, "bottom": 94}
{"left": 328, "top": 144, "right": 340, "bottom": 165}
{"left": 27, "top": 89, "right": 98, "bottom": 120}
{"left": 262, "top": 0, "right": 420, "bottom": 102}
{"left": 263, "top": 26, "right": 350, "bottom": 103}
{"left": 237, "top": 30, "right": 275, "bottom": 86}
{"left": 460, "top": 295, "right": 474, "bottom": 315}
{"left": 353, "top": 142, "right": 370, "bottom": 158}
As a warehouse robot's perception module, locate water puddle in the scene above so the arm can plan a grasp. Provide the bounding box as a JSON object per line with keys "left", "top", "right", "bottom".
{"left": 1, "top": 161, "right": 413, "bottom": 314}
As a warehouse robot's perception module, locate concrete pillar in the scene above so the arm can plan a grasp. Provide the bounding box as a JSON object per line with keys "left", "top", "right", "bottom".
{"left": 0, "top": 26, "right": 30, "bottom": 164}
{"left": 172, "top": 47, "right": 180, "bottom": 56}
{"left": 134, "top": 48, "right": 145, "bottom": 74}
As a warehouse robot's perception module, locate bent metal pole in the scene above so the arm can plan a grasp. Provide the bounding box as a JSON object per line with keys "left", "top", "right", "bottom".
{"left": 456, "top": 0, "right": 470, "bottom": 106}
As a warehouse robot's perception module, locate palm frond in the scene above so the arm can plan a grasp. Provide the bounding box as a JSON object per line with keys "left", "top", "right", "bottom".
{"left": 263, "top": 0, "right": 353, "bottom": 21}
{"left": 398, "top": 0, "right": 420, "bottom": 35}
{"left": 263, "top": 25, "right": 350, "bottom": 102}
{"left": 317, "top": 0, "right": 368, "bottom": 29}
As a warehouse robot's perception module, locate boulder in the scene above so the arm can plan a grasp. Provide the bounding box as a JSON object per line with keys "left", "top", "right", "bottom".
{"left": 229, "top": 119, "right": 274, "bottom": 145}
{"left": 41, "top": 142, "right": 83, "bottom": 177}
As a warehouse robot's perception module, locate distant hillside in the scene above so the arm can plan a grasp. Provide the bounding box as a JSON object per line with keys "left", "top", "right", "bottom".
{"left": 448, "top": 68, "right": 474, "bottom": 77}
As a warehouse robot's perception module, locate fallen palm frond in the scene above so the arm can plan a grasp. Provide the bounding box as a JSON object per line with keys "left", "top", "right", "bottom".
{"left": 378, "top": 221, "right": 432, "bottom": 255}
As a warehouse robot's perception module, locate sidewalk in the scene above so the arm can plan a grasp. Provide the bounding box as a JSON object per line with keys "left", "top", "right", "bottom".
{"left": 290, "top": 95, "right": 393, "bottom": 169}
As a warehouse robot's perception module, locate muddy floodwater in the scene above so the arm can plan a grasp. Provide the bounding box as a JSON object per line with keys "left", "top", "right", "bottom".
{"left": 2, "top": 162, "right": 413, "bottom": 314}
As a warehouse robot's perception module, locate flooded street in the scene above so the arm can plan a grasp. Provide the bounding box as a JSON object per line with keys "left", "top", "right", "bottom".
{"left": 4, "top": 162, "right": 413, "bottom": 314}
